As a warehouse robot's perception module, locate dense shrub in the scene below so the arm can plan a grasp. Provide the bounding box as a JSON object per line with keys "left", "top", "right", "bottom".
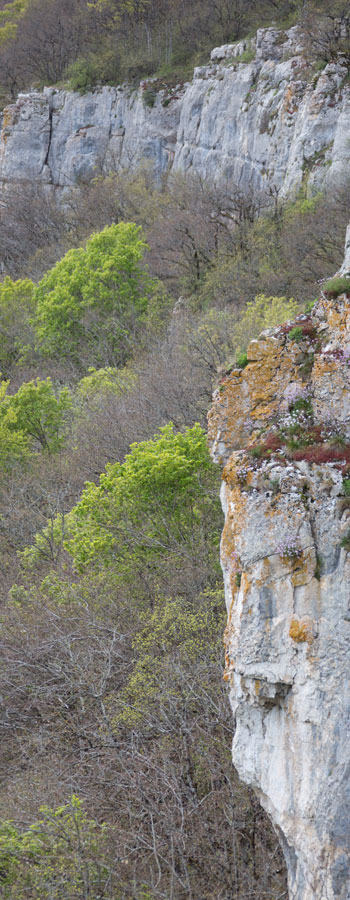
{"left": 288, "top": 325, "right": 304, "bottom": 342}
{"left": 236, "top": 350, "right": 248, "bottom": 368}
{"left": 323, "top": 274, "right": 350, "bottom": 299}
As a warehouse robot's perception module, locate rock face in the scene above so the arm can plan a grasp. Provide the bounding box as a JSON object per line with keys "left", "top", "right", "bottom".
{"left": 0, "top": 84, "right": 184, "bottom": 187}
{"left": 1, "top": 26, "right": 350, "bottom": 194}
{"left": 208, "top": 284, "right": 350, "bottom": 899}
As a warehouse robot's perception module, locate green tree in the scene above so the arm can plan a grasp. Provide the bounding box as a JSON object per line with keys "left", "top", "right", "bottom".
{"left": 65, "top": 423, "right": 221, "bottom": 590}
{"left": 0, "top": 0, "right": 29, "bottom": 43}
{"left": 108, "top": 589, "right": 224, "bottom": 732}
{"left": 87, "top": 0, "right": 150, "bottom": 21}
{"left": 76, "top": 365, "right": 136, "bottom": 401}
{"left": 18, "top": 423, "right": 221, "bottom": 596}
{"left": 0, "top": 276, "right": 35, "bottom": 376}
{"left": 0, "top": 796, "right": 114, "bottom": 899}
{"left": 3, "top": 377, "right": 72, "bottom": 453}
{"left": 34, "top": 222, "right": 157, "bottom": 367}
{"left": 0, "top": 379, "right": 30, "bottom": 472}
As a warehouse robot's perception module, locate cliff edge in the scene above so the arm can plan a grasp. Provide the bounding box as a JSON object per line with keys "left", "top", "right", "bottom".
{"left": 208, "top": 273, "right": 350, "bottom": 898}
{"left": 1, "top": 26, "right": 350, "bottom": 195}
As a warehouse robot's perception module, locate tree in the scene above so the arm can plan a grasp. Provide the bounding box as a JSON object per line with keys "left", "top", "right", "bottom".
{"left": 0, "top": 796, "right": 115, "bottom": 899}
{"left": 0, "top": 0, "right": 29, "bottom": 44}
{"left": 63, "top": 422, "right": 222, "bottom": 598}
{"left": 76, "top": 366, "right": 137, "bottom": 401}
{"left": 1, "top": 404, "right": 287, "bottom": 898}
{"left": 0, "top": 277, "right": 35, "bottom": 378}
{"left": 0, "top": 0, "right": 89, "bottom": 88}
{"left": 34, "top": 223, "right": 157, "bottom": 368}
{"left": 0, "top": 379, "right": 30, "bottom": 472}
{"left": 302, "top": 0, "right": 350, "bottom": 70}
{"left": 2, "top": 377, "right": 72, "bottom": 453}
{"left": 0, "top": 182, "right": 67, "bottom": 281}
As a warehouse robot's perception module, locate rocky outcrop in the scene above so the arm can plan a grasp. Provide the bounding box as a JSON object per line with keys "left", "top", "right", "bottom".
{"left": 1, "top": 26, "right": 350, "bottom": 194}
{"left": 208, "top": 276, "right": 350, "bottom": 898}
{"left": 0, "top": 84, "right": 184, "bottom": 187}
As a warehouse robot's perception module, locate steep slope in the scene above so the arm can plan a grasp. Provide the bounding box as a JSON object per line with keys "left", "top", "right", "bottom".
{"left": 208, "top": 263, "right": 350, "bottom": 899}
{"left": 1, "top": 26, "right": 350, "bottom": 194}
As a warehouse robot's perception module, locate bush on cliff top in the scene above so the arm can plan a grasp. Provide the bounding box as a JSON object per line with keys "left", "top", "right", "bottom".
{"left": 323, "top": 274, "right": 350, "bottom": 299}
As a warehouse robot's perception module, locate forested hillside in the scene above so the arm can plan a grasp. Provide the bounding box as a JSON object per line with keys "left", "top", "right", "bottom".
{"left": 0, "top": 1, "right": 350, "bottom": 898}
{"left": 0, "top": 0, "right": 350, "bottom": 97}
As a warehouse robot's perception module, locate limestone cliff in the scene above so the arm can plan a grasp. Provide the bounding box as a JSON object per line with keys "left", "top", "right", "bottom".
{"left": 208, "top": 280, "right": 350, "bottom": 898}
{"left": 1, "top": 26, "right": 350, "bottom": 194}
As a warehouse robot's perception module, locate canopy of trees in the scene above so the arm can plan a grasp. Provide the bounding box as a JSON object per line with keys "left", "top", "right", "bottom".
{"left": 0, "top": 0, "right": 349, "bottom": 98}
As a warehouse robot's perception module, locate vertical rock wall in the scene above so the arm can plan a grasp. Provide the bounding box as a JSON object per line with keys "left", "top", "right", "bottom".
{"left": 208, "top": 290, "right": 350, "bottom": 899}
{"left": 1, "top": 27, "right": 350, "bottom": 195}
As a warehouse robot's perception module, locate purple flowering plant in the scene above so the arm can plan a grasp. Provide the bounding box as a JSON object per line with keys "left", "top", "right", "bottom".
{"left": 276, "top": 534, "right": 302, "bottom": 562}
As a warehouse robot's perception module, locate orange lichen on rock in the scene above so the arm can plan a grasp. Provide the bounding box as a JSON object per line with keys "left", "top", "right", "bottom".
{"left": 208, "top": 332, "right": 300, "bottom": 461}
{"left": 321, "top": 295, "right": 350, "bottom": 339}
{"left": 291, "top": 548, "right": 315, "bottom": 587}
{"left": 289, "top": 617, "right": 314, "bottom": 644}
{"left": 208, "top": 289, "right": 350, "bottom": 900}
{"left": 312, "top": 355, "right": 339, "bottom": 379}
{"left": 223, "top": 623, "right": 235, "bottom": 682}
{"left": 1, "top": 106, "right": 14, "bottom": 145}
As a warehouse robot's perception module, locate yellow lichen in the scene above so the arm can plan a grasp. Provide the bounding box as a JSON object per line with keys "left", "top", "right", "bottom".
{"left": 289, "top": 617, "right": 314, "bottom": 644}
{"left": 208, "top": 331, "right": 299, "bottom": 459}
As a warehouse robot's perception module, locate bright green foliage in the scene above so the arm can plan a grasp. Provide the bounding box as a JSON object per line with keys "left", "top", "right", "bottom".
{"left": 288, "top": 325, "right": 304, "bottom": 342}
{"left": 34, "top": 223, "right": 156, "bottom": 364}
{"left": 0, "top": 380, "right": 30, "bottom": 471}
{"left": 306, "top": 298, "right": 318, "bottom": 312}
{"left": 15, "top": 423, "right": 221, "bottom": 595}
{"left": 0, "top": 0, "right": 28, "bottom": 22}
{"left": 234, "top": 293, "right": 300, "bottom": 351}
{"left": 0, "top": 796, "right": 113, "bottom": 899}
{"left": 110, "top": 590, "right": 224, "bottom": 731}
{"left": 284, "top": 193, "right": 321, "bottom": 219}
{"left": 0, "top": 277, "right": 35, "bottom": 376}
{"left": 77, "top": 365, "right": 136, "bottom": 400}
{"left": 65, "top": 423, "right": 220, "bottom": 583}
{"left": 3, "top": 378, "right": 72, "bottom": 453}
{"left": 236, "top": 351, "right": 248, "bottom": 368}
{"left": 0, "top": 0, "right": 28, "bottom": 43}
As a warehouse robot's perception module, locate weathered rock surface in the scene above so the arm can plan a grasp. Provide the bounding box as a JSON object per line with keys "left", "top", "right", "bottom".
{"left": 1, "top": 26, "right": 350, "bottom": 195}
{"left": 0, "top": 84, "right": 184, "bottom": 186}
{"left": 208, "top": 283, "right": 350, "bottom": 898}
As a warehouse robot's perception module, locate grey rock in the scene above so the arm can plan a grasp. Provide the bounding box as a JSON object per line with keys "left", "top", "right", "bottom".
{"left": 210, "top": 36, "right": 256, "bottom": 62}
{"left": 0, "top": 26, "right": 350, "bottom": 197}
{"left": 219, "top": 459, "right": 350, "bottom": 900}
{"left": 340, "top": 223, "right": 350, "bottom": 273}
{"left": 209, "top": 260, "right": 350, "bottom": 900}
{"left": 0, "top": 93, "right": 51, "bottom": 182}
